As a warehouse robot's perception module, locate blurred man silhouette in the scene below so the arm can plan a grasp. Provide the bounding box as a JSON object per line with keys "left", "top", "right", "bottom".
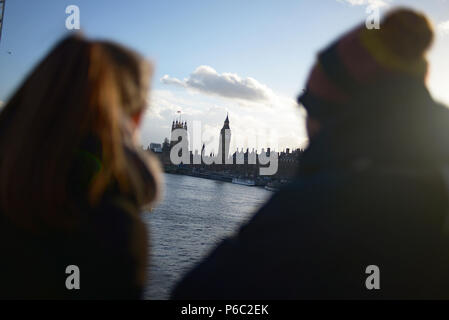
{"left": 172, "top": 8, "right": 449, "bottom": 299}
{"left": 0, "top": 34, "right": 162, "bottom": 299}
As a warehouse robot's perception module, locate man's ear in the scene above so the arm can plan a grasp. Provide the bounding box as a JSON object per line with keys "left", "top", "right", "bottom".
{"left": 306, "top": 116, "right": 321, "bottom": 140}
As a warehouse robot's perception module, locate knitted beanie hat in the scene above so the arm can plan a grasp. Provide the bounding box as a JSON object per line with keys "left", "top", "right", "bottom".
{"left": 298, "top": 8, "right": 434, "bottom": 120}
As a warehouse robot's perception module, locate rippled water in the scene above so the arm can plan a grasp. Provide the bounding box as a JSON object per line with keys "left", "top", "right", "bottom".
{"left": 142, "top": 173, "right": 272, "bottom": 300}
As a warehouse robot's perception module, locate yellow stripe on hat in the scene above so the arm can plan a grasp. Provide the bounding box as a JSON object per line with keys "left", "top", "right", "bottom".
{"left": 359, "top": 28, "right": 427, "bottom": 78}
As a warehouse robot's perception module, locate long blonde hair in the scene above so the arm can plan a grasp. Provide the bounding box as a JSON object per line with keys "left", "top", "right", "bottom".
{"left": 0, "top": 34, "right": 160, "bottom": 231}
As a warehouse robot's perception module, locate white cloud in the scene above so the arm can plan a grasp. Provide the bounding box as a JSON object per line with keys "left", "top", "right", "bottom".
{"left": 438, "top": 20, "right": 449, "bottom": 35}
{"left": 141, "top": 68, "right": 308, "bottom": 151}
{"left": 338, "top": 0, "right": 391, "bottom": 8}
{"left": 161, "top": 65, "right": 275, "bottom": 103}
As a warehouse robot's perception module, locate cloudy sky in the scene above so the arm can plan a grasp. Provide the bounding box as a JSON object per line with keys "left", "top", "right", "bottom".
{"left": 0, "top": 0, "right": 448, "bottom": 154}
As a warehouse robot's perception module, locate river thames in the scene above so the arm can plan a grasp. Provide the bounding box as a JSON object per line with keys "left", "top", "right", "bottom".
{"left": 142, "top": 173, "right": 272, "bottom": 300}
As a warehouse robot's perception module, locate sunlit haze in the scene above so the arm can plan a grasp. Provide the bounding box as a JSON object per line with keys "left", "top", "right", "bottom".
{"left": 0, "top": 0, "right": 448, "bottom": 154}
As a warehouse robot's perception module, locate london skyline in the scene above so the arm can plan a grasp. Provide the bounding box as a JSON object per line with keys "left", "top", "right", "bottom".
{"left": 151, "top": 113, "right": 303, "bottom": 156}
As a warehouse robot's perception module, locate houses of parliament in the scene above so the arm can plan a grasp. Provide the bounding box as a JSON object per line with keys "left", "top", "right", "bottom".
{"left": 147, "top": 114, "right": 303, "bottom": 181}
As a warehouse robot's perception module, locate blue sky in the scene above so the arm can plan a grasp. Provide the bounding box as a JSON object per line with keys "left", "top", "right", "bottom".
{"left": 1, "top": 0, "right": 448, "bottom": 152}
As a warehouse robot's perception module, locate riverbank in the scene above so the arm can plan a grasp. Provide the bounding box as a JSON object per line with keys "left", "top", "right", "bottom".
{"left": 163, "top": 165, "right": 292, "bottom": 190}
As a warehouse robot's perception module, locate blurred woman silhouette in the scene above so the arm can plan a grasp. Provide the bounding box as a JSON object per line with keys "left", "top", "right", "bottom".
{"left": 0, "top": 34, "right": 162, "bottom": 299}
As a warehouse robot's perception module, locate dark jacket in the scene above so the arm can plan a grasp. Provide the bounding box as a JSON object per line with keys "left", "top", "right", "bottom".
{"left": 0, "top": 198, "right": 147, "bottom": 300}
{"left": 172, "top": 78, "right": 449, "bottom": 299}
{"left": 0, "top": 140, "right": 150, "bottom": 300}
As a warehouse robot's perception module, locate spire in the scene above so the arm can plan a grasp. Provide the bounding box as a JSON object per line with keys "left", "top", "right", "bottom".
{"left": 222, "top": 113, "right": 230, "bottom": 130}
